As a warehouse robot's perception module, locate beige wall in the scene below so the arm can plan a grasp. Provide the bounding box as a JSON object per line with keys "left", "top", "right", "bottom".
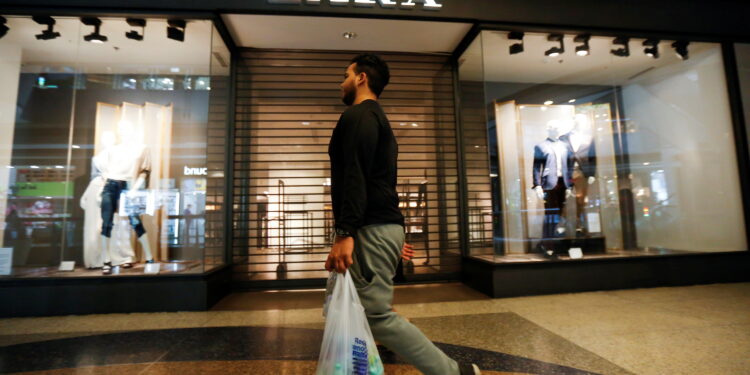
{"left": 0, "top": 44, "right": 21, "bottom": 246}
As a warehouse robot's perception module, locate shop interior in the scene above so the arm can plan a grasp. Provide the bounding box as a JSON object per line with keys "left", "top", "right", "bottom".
{"left": 223, "top": 14, "right": 472, "bottom": 283}
{"left": 458, "top": 31, "right": 747, "bottom": 263}
{"left": 2, "top": 13, "right": 746, "bottom": 281}
{"left": 0, "top": 16, "right": 229, "bottom": 277}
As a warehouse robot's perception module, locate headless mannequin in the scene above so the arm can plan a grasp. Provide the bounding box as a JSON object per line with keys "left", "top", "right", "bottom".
{"left": 98, "top": 121, "right": 154, "bottom": 274}
{"left": 563, "top": 114, "right": 597, "bottom": 234}
{"left": 532, "top": 120, "right": 574, "bottom": 247}
{"left": 534, "top": 121, "right": 573, "bottom": 201}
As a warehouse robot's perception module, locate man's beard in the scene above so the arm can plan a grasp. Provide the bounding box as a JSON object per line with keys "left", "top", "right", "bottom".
{"left": 342, "top": 88, "right": 355, "bottom": 106}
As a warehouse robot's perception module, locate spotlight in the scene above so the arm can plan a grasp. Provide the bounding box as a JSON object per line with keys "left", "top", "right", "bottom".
{"left": 167, "top": 19, "right": 186, "bottom": 42}
{"left": 508, "top": 31, "right": 524, "bottom": 55}
{"left": 125, "top": 18, "right": 146, "bottom": 41}
{"left": 544, "top": 34, "right": 564, "bottom": 57}
{"left": 81, "top": 17, "right": 107, "bottom": 43}
{"left": 643, "top": 39, "right": 660, "bottom": 58}
{"left": 672, "top": 40, "right": 689, "bottom": 60}
{"left": 0, "top": 16, "right": 8, "bottom": 39}
{"left": 33, "top": 16, "right": 61, "bottom": 40}
{"left": 574, "top": 33, "right": 591, "bottom": 56}
{"left": 610, "top": 37, "right": 630, "bottom": 57}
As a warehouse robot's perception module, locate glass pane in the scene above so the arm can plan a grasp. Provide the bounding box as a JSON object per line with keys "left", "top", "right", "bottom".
{"left": 0, "top": 17, "right": 80, "bottom": 274}
{"left": 0, "top": 16, "right": 224, "bottom": 277}
{"left": 204, "top": 25, "right": 231, "bottom": 271}
{"left": 459, "top": 30, "right": 746, "bottom": 263}
{"left": 457, "top": 33, "right": 495, "bottom": 259}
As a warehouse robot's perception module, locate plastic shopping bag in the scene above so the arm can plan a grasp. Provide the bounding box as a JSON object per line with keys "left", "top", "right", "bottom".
{"left": 316, "top": 271, "right": 384, "bottom": 375}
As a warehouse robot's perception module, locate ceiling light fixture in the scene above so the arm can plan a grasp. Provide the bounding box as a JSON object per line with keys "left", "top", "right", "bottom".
{"left": 342, "top": 31, "right": 357, "bottom": 39}
{"left": 33, "top": 16, "right": 61, "bottom": 40}
{"left": 643, "top": 39, "right": 660, "bottom": 58}
{"left": 81, "top": 17, "right": 107, "bottom": 43}
{"left": 544, "top": 100, "right": 554, "bottom": 105}
{"left": 672, "top": 40, "right": 689, "bottom": 60}
{"left": 508, "top": 31, "right": 524, "bottom": 55}
{"left": 0, "top": 16, "right": 8, "bottom": 39}
{"left": 167, "top": 19, "right": 186, "bottom": 42}
{"left": 125, "top": 18, "right": 146, "bottom": 41}
{"left": 574, "top": 34, "right": 591, "bottom": 56}
{"left": 544, "top": 34, "right": 564, "bottom": 57}
{"left": 610, "top": 37, "right": 630, "bottom": 57}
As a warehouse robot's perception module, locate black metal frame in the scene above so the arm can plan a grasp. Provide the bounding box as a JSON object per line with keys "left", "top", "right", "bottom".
{"left": 0, "top": 9, "right": 239, "bottom": 316}
{"left": 0, "top": 2, "right": 748, "bottom": 309}
{"left": 452, "top": 22, "right": 750, "bottom": 263}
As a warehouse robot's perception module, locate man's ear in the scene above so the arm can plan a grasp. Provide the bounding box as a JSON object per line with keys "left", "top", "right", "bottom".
{"left": 356, "top": 72, "right": 368, "bottom": 87}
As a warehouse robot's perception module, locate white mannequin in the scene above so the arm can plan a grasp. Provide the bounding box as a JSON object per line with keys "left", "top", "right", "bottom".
{"left": 570, "top": 114, "right": 596, "bottom": 185}
{"left": 97, "top": 121, "right": 154, "bottom": 274}
{"left": 535, "top": 120, "right": 573, "bottom": 200}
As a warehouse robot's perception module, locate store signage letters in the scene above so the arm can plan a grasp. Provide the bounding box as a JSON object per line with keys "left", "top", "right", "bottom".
{"left": 267, "top": 0, "right": 443, "bottom": 10}
{"left": 184, "top": 166, "right": 208, "bottom": 176}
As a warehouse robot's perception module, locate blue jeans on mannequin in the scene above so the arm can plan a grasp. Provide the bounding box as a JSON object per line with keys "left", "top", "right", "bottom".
{"left": 100, "top": 179, "right": 146, "bottom": 238}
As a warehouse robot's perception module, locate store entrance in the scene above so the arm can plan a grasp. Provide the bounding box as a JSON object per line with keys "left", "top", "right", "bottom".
{"left": 222, "top": 14, "right": 472, "bottom": 287}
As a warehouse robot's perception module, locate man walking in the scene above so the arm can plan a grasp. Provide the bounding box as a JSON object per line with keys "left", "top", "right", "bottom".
{"left": 326, "top": 53, "right": 481, "bottom": 375}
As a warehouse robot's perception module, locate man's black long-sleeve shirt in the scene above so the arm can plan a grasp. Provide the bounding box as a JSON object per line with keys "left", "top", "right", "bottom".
{"left": 328, "top": 99, "right": 404, "bottom": 236}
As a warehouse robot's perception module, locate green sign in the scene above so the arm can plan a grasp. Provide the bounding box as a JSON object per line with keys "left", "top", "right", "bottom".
{"left": 14, "top": 182, "right": 74, "bottom": 197}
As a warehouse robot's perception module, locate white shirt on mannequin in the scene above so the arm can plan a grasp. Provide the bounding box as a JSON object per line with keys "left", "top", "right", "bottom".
{"left": 94, "top": 143, "right": 151, "bottom": 183}
{"left": 551, "top": 139, "right": 566, "bottom": 177}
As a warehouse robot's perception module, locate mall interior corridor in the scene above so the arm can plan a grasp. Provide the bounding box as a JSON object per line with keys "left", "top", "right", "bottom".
{"left": 1, "top": 282, "right": 748, "bottom": 375}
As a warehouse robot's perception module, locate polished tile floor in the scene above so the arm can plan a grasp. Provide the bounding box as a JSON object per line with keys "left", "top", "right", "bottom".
{"left": 1, "top": 282, "right": 749, "bottom": 374}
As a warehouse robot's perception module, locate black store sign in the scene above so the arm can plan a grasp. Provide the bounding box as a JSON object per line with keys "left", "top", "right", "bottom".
{"left": 267, "top": 0, "right": 443, "bottom": 10}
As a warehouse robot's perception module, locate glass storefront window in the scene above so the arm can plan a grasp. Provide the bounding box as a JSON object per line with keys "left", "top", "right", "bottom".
{"left": 0, "top": 16, "right": 229, "bottom": 277}
{"left": 459, "top": 31, "right": 747, "bottom": 262}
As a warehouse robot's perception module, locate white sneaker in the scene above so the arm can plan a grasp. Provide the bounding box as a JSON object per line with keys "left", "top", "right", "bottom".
{"left": 459, "top": 363, "right": 481, "bottom": 375}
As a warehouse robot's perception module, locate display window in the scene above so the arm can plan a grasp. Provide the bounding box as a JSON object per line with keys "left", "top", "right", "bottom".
{"left": 0, "top": 16, "right": 230, "bottom": 277}
{"left": 459, "top": 31, "right": 747, "bottom": 262}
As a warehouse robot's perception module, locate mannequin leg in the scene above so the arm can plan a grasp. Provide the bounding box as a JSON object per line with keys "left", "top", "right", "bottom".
{"left": 100, "top": 235, "right": 112, "bottom": 274}
{"left": 138, "top": 234, "right": 154, "bottom": 263}
{"left": 573, "top": 169, "right": 588, "bottom": 234}
{"left": 542, "top": 178, "right": 567, "bottom": 255}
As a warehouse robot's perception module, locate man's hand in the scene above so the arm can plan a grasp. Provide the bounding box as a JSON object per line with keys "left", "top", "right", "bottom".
{"left": 326, "top": 236, "right": 354, "bottom": 273}
{"left": 401, "top": 242, "right": 414, "bottom": 261}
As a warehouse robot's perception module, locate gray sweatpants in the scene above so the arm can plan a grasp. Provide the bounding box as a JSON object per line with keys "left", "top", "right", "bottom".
{"left": 348, "top": 223, "right": 460, "bottom": 375}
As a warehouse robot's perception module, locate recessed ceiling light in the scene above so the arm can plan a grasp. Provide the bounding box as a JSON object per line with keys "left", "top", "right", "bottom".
{"left": 574, "top": 34, "right": 591, "bottom": 56}
{"left": 568, "top": 99, "right": 576, "bottom": 103}
{"left": 611, "top": 37, "right": 630, "bottom": 57}
{"left": 672, "top": 40, "right": 689, "bottom": 60}
{"left": 544, "top": 100, "right": 554, "bottom": 105}
{"left": 643, "top": 39, "right": 660, "bottom": 59}
{"left": 343, "top": 32, "right": 357, "bottom": 39}
{"left": 508, "top": 31, "right": 524, "bottom": 55}
{"left": 81, "top": 17, "right": 107, "bottom": 43}
{"left": 33, "top": 16, "right": 61, "bottom": 40}
{"left": 544, "top": 34, "right": 564, "bottom": 57}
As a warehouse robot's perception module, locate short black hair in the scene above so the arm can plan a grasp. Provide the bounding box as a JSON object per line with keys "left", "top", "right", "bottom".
{"left": 350, "top": 53, "right": 390, "bottom": 97}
